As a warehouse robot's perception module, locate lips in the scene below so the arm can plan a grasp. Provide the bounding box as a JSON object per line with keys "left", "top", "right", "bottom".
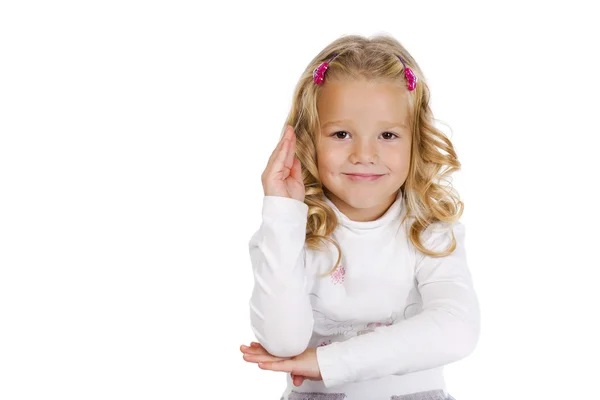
{"left": 344, "top": 173, "right": 384, "bottom": 177}
{"left": 343, "top": 173, "right": 385, "bottom": 181}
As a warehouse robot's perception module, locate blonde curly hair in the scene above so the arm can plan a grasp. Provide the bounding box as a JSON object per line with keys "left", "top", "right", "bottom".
{"left": 279, "top": 34, "right": 464, "bottom": 277}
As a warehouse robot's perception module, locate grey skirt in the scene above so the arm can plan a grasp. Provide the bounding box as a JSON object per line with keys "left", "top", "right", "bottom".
{"left": 285, "top": 389, "right": 456, "bottom": 400}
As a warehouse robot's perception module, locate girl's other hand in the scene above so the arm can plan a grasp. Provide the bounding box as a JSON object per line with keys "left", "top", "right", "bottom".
{"left": 261, "top": 125, "right": 305, "bottom": 202}
{"left": 291, "top": 373, "right": 306, "bottom": 387}
{"left": 240, "top": 341, "right": 321, "bottom": 386}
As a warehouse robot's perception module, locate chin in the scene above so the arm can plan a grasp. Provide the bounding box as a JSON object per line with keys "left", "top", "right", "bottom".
{"left": 335, "top": 189, "right": 383, "bottom": 208}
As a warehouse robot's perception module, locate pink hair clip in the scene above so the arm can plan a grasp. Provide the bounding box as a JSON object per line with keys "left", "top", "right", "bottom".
{"left": 313, "top": 53, "right": 339, "bottom": 85}
{"left": 312, "top": 53, "right": 417, "bottom": 91}
{"left": 397, "top": 56, "right": 417, "bottom": 91}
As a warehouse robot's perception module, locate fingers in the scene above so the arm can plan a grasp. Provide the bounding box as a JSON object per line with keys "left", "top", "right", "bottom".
{"left": 241, "top": 342, "right": 293, "bottom": 364}
{"left": 241, "top": 341, "right": 296, "bottom": 370}
{"left": 283, "top": 127, "right": 296, "bottom": 169}
{"left": 272, "top": 128, "right": 293, "bottom": 172}
{"left": 258, "top": 359, "right": 295, "bottom": 373}
{"left": 264, "top": 139, "right": 287, "bottom": 176}
{"left": 265, "top": 126, "right": 291, "bottom": 172}
{"left": 243, "top": 353, "right": 290, "bottom": 363}
{"left": 241, "top": 343, "right": 292, "bottom": 363}
{"left": 291, "top": 373, "right": 305, "bottom": 386}
{"left": 240, "top": 343, "right": 267, "bottom": 355}
{"left": 240, "top": 347, "right": 267, "bottom": 356}
{"left": 290, "top": 156, "right": 302, "bottom": 182}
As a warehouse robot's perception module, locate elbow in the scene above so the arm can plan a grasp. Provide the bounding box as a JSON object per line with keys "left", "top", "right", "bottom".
{"left": 430, "top": 300, "right": 480, "bottom": 361}
{"left": 249, "top": 304, "right": 314, "bottom": 358}
{"left": 450, "top": 307, "right": 480, "bottom": 360}
{"left": 262, "top": 336, "right": 312, "bottom": 358}
{"left": 444, "top": 290, "right": 481, "bottom": 360}
{"left": 250, "top": 322, "right": 314, "bottom": 358}
{"left": 436, "top": 321, "right": 479, "bottom": 364}
{"left": 455, "top": 324, "right": 479, "bottom": 359}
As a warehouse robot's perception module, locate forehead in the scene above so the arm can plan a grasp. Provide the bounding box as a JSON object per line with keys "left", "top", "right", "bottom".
{"left": 317, "top": 78, "right": 410, "bottom": 124}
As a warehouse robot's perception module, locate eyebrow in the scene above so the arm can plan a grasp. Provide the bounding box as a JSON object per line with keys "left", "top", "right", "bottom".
{"left": 321, "top": 119, "right": 408, "bottom": 129}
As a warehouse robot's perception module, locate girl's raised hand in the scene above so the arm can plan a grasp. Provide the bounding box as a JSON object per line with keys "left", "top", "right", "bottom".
{"left": 261, "top": 125, "right": 305, "bottom": 203}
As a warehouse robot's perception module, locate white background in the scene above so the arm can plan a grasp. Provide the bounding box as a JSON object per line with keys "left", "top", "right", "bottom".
{"left": 1, "top": 1, "right": 599, "bottom": 399}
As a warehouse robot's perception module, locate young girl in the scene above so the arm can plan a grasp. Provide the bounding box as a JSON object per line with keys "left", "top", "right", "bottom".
{"left": 240, "top": 34, "right": 480, "bottom": 400}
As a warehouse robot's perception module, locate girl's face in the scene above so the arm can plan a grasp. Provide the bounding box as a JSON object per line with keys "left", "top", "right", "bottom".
{"left": 316, "top": 78, "right": 412, "bottom": 222}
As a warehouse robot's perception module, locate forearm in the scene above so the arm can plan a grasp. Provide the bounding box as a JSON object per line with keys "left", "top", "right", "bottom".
{"left": 249, "top": 270, "right": 314, "bottom": 357}
{"left": 248, "top": 196, "right": 314, "bottom": 357}
{"left": 317, "top": 286, "right": 480, "bottom": 387}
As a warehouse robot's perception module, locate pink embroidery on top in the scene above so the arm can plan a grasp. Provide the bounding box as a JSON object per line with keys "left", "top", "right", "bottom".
{"left": 331, "top": 265, "right": 345, "bottom": 285}
{"left": 366, "top": 321, "right": 392, "bottom": 329}
{"left": 357, "top": 321, "right": 393, "bottom": 336}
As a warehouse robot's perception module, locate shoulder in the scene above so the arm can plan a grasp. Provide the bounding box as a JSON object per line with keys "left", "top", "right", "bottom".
{"left": 418, "top": 220, "right": 466, "bottom": 254}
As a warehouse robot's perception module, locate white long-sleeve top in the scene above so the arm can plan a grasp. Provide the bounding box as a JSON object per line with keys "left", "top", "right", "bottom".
{"left": 248, "top": 191, "right": 480, "bottom": 400}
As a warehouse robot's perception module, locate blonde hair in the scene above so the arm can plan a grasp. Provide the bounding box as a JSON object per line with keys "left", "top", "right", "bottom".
{"left": 280, "top": 34, "right": 463, "bottom": 277}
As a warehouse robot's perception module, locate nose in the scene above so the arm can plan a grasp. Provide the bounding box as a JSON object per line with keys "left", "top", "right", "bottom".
{"left": 349, "top": 137, "right": 378, "bottom": 164}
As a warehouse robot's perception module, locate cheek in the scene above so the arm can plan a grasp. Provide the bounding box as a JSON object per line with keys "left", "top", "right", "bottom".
{"left": 395, "top": 153, "right": 411, "bottom": 170}
{"left": 317, "top": 147, "right": 343, "bottom": 172}
{"left": 385, "top": 146, "right": 411, "bottom": 172}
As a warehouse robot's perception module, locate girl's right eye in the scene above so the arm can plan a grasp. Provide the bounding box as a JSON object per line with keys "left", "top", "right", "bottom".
{"left": 332, "top": 131, "right": 349, "bottom": 139}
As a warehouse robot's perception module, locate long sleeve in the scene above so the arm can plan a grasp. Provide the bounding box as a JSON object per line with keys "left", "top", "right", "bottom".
{"left": 248, "top": 195, "right": 315, "bottom": 358}
{"left": 316, "top": 221, "right": 480, "bottom": 388}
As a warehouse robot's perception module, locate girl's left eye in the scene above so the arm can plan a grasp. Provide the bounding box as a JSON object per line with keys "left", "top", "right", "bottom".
{"left": 331, "top": 131, "right": 399, "bottom": 140}
{"left": 333, "top": 131, "right": 349, "bottom": 139}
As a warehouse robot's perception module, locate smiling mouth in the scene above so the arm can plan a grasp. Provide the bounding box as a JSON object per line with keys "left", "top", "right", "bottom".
{"left": 343, "top": 173, "right": 385, "bottom": 181}
{"left": 344, "top": 173, "right": 384, "bottom": 177}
